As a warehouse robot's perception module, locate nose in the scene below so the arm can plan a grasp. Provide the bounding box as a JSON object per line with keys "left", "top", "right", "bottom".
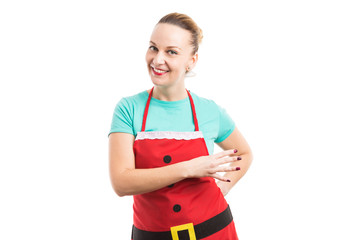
{"left": 153, "top": 51, "right": 165, "bottom": 65}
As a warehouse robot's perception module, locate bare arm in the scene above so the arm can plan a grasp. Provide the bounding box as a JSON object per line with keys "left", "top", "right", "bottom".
{"left": 109, "top": 132, "right": 240, "bottom": 197}
{"left": 216, "top": 127, "right": 253, "bottom": 196}
{"left": 109, "top": 132, "right": 188, "bottom": 196}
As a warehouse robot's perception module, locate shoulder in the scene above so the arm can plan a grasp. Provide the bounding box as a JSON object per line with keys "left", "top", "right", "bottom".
{"left": 115, "top": 90, "right": 148, "bottom": 109}
{"left": 190, "top": 91, "right": 234, "bottom": 126}
{"left": 189, "top": 91, "right": 221, "bottom": 112}
{"left": 112, "top": 90, "right": 149, "bottom": 120}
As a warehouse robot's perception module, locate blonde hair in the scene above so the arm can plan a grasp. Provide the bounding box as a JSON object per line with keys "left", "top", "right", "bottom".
{"left": 158, "top": 12, "right": 203, "bottom": 54}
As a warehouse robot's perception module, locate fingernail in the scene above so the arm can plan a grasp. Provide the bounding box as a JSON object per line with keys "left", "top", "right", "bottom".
{"left": 234, "top": 149, "right": 238, "bottom": 153}
{"left": 237, "top": 157, "right": 242, "bottom": 160}
{"left": 236, "top": 167, "right": 241, "bottom": 170}
{"left": 227, "top": 179, "right": 231, "bottom": 182}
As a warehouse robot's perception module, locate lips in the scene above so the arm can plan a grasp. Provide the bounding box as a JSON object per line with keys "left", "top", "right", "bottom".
{"left": 151, "top": 67, "right": 169, "bottom": 76}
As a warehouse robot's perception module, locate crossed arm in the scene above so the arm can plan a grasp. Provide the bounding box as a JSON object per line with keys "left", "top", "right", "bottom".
{"left": 108, "top": 127, "right": 252, "bottom": 197}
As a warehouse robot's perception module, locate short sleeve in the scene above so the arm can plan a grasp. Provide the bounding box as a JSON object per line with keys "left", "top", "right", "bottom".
{"left": 214, "top": 106, "right": 236, "bottom": 143}
{"left": 108, "top": 98, "right": 135, "bottom": 137}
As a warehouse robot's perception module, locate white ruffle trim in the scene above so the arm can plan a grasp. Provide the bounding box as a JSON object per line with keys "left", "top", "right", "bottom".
{"left": 135, "top": 131, "right": 204, "bottom": 140}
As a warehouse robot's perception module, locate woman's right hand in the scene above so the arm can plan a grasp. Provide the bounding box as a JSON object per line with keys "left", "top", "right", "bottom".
{"left": 183, "top": 149, "right": 241, "bottom": 182}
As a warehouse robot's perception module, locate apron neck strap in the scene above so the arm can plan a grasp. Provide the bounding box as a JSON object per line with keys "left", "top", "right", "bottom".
{"left": 141, "top": 87, "right": 199, "bottom": 132}
{"left": 187, "top": 89, "right": 199, "bottom": 131}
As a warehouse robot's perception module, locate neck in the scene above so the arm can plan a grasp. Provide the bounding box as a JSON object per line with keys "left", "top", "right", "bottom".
{"left": 151, "top": 84, "right": 188, "bottom": 101}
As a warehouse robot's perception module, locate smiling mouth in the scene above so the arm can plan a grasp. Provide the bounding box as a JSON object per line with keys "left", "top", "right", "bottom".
{"left": 151, "top": 67, "right": 169, "bottom": 76}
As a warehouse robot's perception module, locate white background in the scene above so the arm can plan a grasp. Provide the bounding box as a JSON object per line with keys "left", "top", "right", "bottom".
{"left": 1, "top": 0, "right": 359, "bottom": 239}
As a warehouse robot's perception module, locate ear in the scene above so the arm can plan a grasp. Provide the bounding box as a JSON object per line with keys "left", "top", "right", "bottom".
{"left": 187, "top": 52, "right": 198, "bottom": 70}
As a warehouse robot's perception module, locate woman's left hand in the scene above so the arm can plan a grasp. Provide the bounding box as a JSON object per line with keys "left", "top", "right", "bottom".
{"left": 215, "top": 127, "right": 253, "bottom": 196}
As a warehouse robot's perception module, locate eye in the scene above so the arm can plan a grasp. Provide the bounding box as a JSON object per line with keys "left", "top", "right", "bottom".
{"left": 149, "top": 46, "right": 158, "bottom": 51}
{"left": 168, "top": 50, "right": 178, "bottom": 55}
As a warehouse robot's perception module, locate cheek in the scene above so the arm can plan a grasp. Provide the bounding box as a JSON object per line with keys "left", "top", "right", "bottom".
{"left": 168, "top": 59, "right": 186, "bottom": 71}
{"left": 145, "top": 51, "right": 152, "bottom": 64}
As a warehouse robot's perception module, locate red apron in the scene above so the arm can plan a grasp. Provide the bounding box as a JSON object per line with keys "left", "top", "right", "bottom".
{"left": 132, "top": 88, "right": 238, "bottom": 240}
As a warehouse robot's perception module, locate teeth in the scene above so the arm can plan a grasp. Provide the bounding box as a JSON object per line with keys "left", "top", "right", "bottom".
{"left": 153, "top": 68, "right": 167, "bottom": 73}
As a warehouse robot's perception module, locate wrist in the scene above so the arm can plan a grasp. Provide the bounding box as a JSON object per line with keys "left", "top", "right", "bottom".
{"left": 177, "top": 161, "right": 191, "bottom": 179}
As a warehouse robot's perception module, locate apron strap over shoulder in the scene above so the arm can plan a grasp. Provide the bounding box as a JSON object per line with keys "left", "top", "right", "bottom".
{"left": 186, "top": 89, "right": 199, "bottom": 131}
{"left": 141, "top": 87, "right": 154, "bottom": 132}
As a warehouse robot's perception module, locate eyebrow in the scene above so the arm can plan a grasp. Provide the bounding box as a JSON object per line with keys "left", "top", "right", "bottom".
{"left": 149, "top": 41, "right": 182, "bottom": 50}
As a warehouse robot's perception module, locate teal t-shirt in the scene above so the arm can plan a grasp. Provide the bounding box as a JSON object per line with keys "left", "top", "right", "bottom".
{"left": 108, "top": 90, "right": 235, "bottom": 154}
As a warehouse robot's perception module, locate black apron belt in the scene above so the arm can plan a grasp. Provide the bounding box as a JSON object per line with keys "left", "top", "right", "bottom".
{"left": 132, "top": 205, "right": 233, "bottom": 240}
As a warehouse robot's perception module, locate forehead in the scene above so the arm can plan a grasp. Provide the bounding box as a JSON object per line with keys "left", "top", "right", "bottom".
{"left": 150, "top": 23, "right": 192, "bottom": 49}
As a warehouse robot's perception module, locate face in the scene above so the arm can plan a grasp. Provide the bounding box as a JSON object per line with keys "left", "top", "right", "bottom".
{"left": 145, "top": 23, "right": 198, "bottom": 88}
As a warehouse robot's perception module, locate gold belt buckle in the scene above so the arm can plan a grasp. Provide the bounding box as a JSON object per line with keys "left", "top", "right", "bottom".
{"left": 170, "top": 223, "right": 196, "bottom": 240}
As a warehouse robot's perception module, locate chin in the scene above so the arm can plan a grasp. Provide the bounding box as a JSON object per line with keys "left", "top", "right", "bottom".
{"left": 149, "top": 74, "right": 169, "bottom": 86}
{"left": 150, "top": 79, "right": 168, "bottom": 87}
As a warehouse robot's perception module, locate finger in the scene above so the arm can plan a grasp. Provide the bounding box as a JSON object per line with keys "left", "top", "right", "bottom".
{"left": 210, "top": 173, "right": 231, "bottom": 182}
{"left": 217, "top": 156, "right": 242, "bottom": 165}
{"left": 212, "top": 166, "right": 241, "bottom": 173}
{"left": 213, "top": 149, "right": 238, "bottom": 159}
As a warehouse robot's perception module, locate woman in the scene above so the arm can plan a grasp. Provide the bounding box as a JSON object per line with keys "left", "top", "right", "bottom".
{"left": 108, "top": 12, "right": 253, "bottom": 240}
